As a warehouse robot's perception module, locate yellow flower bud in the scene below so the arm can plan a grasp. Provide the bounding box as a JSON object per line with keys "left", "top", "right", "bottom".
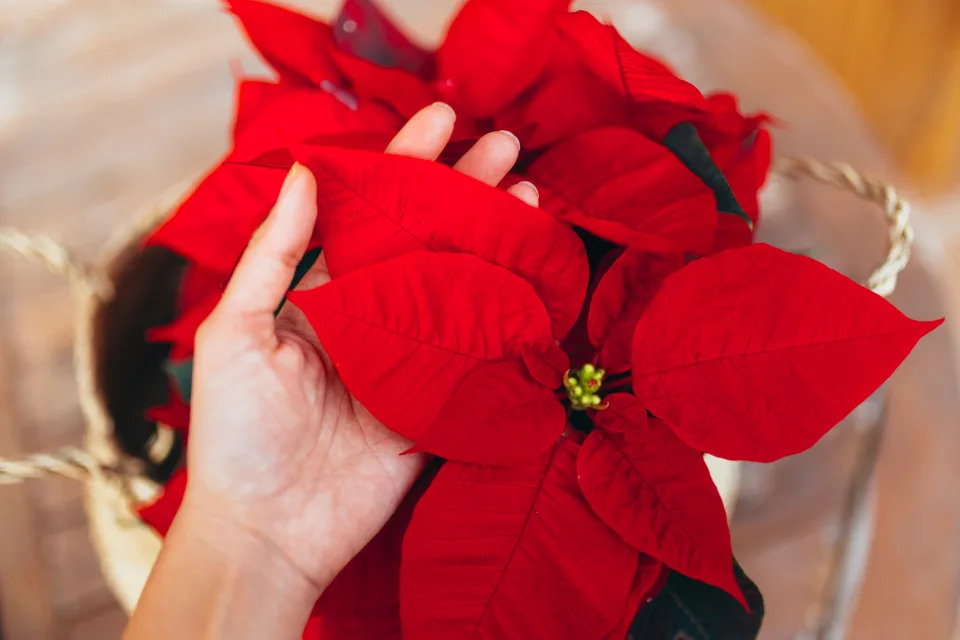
{"left": 581, "top": 363, "right": 596, "bottom": 377}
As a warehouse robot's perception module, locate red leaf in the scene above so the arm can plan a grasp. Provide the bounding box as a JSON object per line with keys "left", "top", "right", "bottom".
{"left": 556, "top": 12, "right": 706, "bottom": 110}
{"left": 591, "top": 393, "right": 647, "bottom": 434}
{"left": 334, "top": 0, "right": 434, "bottom": 76}
{"left": 603, "top": 555, "right": 665, "bottom": 640}
{"left": 177, "top": 265, "right": 227, "bottom": 315}
{"left": 407, "top": 360, "right": 565, "bottom": 466}
{"left": 527, "top": 127, "right": 718, "bottom": 253}
{"left": 328, "top": 50, "right": 437, "bottom": 120}
{"left": 437, "top": 0, "right": 571, "bottom": 117}
{"left": 147, "top": 295, "right": 220, "bottom": 360}
{"left": 231, "top": 81, "right": 400, "bottom": 162}
{"left": 227, "top": 0, "right": 342, "bottom": 87}
{"left": 145, "top": 384, "right": 191, "bottom": 436}
{"left": 136, "top": 468, "right": 187, "bottom": 536}
{"left": 401, "top": 438, "right": 638, "bottom": 639}
{"left": 588, "top": 248, "right": 684, "bottom": 372}
{"left": 298, "top": 146, "right": 589, "bottom": 338}
{"left": 710, "top": 129, "right": 771, "bottom": 252}
{"left": 494, "top": 68, "right": 630, "bottom": 150}
{"left": 577, "top": 420, "right": 744, "bottom": 604}
{"left": 145, "top": 161, "right": 288, "bottom": 274}
{"left": 289, "top": 252, "right": 560, "bottom": 464}
{"left": 711, "top": 129, "right": 772, "bottom": 225}
{"left": 305, "top": 461, "right": 440, "bottom": 639}
{"left": 229, "top": 0, "right": 435, "bottom": 118}
{"left": 632, "top": 243, "right": 944, "bottom": 461}
{"left": 521, "top": 341, "right": 570, "bottom": 389}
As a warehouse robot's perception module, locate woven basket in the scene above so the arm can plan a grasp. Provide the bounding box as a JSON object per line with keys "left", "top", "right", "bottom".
{"left": 0, "top": 158, "right": 912, "bottom": 617}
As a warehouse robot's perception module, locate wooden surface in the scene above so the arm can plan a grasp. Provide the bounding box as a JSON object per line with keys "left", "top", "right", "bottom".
{"left": 1, "top": 1, "right": 958, "bottom": 638}
{"left": 746, "top": 0, "right": 960, "bottom": 193}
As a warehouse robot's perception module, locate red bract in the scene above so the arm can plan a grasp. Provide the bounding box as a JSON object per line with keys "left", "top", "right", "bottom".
{"left": 578, "top": 401, "right": 743, "bottom": 605}
{"left": 587, "top": 249, "right": 684, "bottom": 373}
{"left": 631, "top": 243, "right": 943, "bottom": 462}
{"left": 137, "top": 468, "right": 187, "bottom": 537}
{"left": 401, "top": 437, "right": 638, "bottom": 639}
{"left": 437, "top": 0, "right": 571, "bottom": 116}
{"left": 138, "top": 1, "right": 943, "bottom": 638}
{"left": 296, "top": 146, "right": 589, "bottom": 338}
{"left": 288, "top": 251, "right": 567, "bottom": 466}
{"left": 528, "top": 127, "right": 718, "bottom": 253}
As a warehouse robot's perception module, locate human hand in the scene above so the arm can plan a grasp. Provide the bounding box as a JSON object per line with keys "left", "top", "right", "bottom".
{"left": 180, "top": 102, "right": 541, "bottom": 596}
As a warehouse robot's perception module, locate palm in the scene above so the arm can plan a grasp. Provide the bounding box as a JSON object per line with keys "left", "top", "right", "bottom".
{"left": 185, "top": 103, "right": 539, "bottom": 593}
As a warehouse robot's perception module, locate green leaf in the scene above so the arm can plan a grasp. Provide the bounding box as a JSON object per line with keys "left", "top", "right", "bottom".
{"left": 661, "top": 122, "right": 753, "bottom": 229}
{"left": 163, "top": 359, "right": 194, "bottom": 404}
{"left": 162, "top": 247, "right": 323, "bottom": 403}
{"left": 628, "top": 561, "right": 764, "bottom": 640}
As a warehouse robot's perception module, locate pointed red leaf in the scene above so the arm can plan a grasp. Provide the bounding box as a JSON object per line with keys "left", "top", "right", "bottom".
{"left": 401, "top": 438, "right": 638, "bottom": 639}
{"left": 137, "top": 468, "right": 187, "bottom": 537}
{"left": 145, "top": 384, "right": 191, "bottom": 436}
{"left": 591, "top": 393, "right": 647, "bottom": 434}
{"left": 494, "top": 68, "right": 630, "bottom": 150}
{"left": 521, "top": 341, "right": 570, "bottom": 389}
{"left": 289, "top": 252, "right": 560, "bottom": 464}
{"left": 328, "top": 50, "right": 437, "bottom": 120}
{"left": 603, "top": 555, "right": 665, "bottom": 640}
{"left": 230, "top": 0, "right": 436, "bottom": 117}
{"left": 711, "top": 128, "right": 772, "bottom": 225}
{"left": 633, "top": 243, "right": 944, "bottom": 461}
{"left": 710, "top": 129, "right": 771, "bottom": 252}
{"left": 578, "top": 419, "right": 744, "bottom": 604}
{"left": 588, "top": 248, "right": 684, "bottom": 372}
{"left": 145, "top": 161, "right": 287, "bottom": 273}
{"left": 298, "top": 146, "right": 589, "bottom": 338}
{"left": 227, "top": 0, "right": 342, "bottom": 87}
{"left": 177, "top": 265, "right": 227, "bottom": 315}
{"left": 407, "top": 359, "right": 565, "bottom": 465}
{"left": 334, "top": 0, "right": 434, "bottom": 76}
{"left": 231, "top": 81, "right": 400, "bottom": 162}
{"left": 527, "top": 127, "right": 718, "bottom": 253}
{"left": 437, "top": 0, "right": 571, "bottom": 117}
{"left": 556, "top": 12, "right": 706, "bottom": 110}
{"left": 147, "top": 295, "right": 220, "bottom": 360}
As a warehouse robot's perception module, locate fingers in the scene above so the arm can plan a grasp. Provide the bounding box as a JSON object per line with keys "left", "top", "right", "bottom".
{"left": 506, "top": 180, "right": 539, "bottom": 207}
{"left": 452, "top": 130, "right": 521, "bottom": 185}
{"left": 219, "top": 163, "right": 317, "bottom": 319}
{"left": 386, "top": 103, "right": 536, "bottom": 207}
{"left": 385, "top": 102, "right": 456, "bottom": 159}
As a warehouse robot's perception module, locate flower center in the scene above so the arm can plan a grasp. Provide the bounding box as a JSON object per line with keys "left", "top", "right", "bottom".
{"left": 564, "top": 363, "right": 607, "bottom": 410}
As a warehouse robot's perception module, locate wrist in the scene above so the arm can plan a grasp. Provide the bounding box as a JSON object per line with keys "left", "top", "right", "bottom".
{"left": 171, "top": 494, "right": 324, "bottom": 611}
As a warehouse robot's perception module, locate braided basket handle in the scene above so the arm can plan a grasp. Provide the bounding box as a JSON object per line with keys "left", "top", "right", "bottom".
{"left": 0, "top": 227, "right": 113, "bottom": 299}
{"left": 0, "top": 158, "right": 915, "bottom": 485}
{"left": 772, "top": 157, "right": 912, "bottom": 298}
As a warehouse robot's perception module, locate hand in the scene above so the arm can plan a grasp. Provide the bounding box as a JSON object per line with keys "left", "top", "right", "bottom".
{"left": 181, "top": 102, "right": 541, "bottom": 596}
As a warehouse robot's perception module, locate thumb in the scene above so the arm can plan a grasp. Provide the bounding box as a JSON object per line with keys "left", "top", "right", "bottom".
{"left": 218, "top": 163, "right": 318, "bottom": 320}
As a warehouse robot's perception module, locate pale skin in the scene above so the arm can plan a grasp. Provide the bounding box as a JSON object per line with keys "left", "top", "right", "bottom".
{"left": 123, "top": 102, "right": 540, "bottom": 640}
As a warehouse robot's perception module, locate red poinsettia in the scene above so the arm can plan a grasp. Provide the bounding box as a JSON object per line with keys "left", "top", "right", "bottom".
{"left": 136, "top": 1, "right": 941, "bottom": 638}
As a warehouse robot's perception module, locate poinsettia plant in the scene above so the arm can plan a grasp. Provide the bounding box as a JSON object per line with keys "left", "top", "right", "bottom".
{"left": 136, "top": 0, "right": 941, "bottom": 638}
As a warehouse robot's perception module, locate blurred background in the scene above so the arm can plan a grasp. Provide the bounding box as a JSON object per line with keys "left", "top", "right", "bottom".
{"left": 0, "top": 0, "right": 958, "bottom": 638}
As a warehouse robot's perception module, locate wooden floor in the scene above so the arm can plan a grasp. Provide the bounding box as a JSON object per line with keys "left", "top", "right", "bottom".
{"left": 1, "top": 1, "right": 958, "bottom": 638}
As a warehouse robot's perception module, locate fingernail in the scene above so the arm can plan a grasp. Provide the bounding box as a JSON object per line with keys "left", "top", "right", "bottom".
{"left": 516, "top": 180, "right": 538, "bottom": 196}
{"left": 498, "top": 130, "right": 521, "bottom": 150}
{"left": 279, "top": 162, "right": 304, "bottom": 198}
{"left": 431, "top": 101, "right": 456, "bottom": 120}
